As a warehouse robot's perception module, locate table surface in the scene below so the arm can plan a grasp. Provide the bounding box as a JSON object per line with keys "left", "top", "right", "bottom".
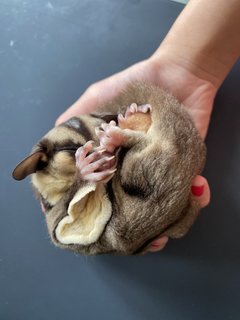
{"left": 0, "top": 1, "right": 239, "bottom": 319}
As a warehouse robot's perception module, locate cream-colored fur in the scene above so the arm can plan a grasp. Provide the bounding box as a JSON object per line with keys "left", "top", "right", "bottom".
{"left": 55, "top": 183, "right": 112, "bottom": 245}
{"left": 32, "top": 151, "right": 76, "bottom": 205}
{"left": 46, "top": 126, "right": 84, "bottom": 145}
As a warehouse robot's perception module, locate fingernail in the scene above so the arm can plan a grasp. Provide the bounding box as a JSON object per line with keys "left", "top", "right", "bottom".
{"left": 191, "top": 185, "right": 204, "bottom": 196}
{"left": 150, "top": 236, "right": 168, "bottom": 248}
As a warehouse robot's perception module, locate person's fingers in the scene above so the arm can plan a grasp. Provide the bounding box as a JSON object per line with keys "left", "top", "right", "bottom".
{"left": 191, "top": 175, "right": 210, "bottom": 208}
{"left": 142, "top": 236, "right": 169, "bottom": 254}
{"left": 146, "top": 236, "right": 169, "bottom": 253}
{"left": 55, "top": 87, "right": 99, "bottom": 126}
{"left": 55, "top": 60, "right": 152, "bottom": 126}
{"left": 144, "top": 175, "right": 210, "bottom": 254}
{"left": 55, "top": 72, "right": 128, "bottom": 126}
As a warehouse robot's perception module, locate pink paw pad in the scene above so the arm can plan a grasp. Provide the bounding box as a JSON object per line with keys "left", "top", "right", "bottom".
{"left": 75, "top": 142, "right": 116, "bottom": 182}
{"left": 95, "top": 121, "right": 125, "bottom": 153}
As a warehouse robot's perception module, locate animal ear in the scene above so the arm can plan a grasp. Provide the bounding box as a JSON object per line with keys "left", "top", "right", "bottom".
{"left": 12, "top": 151, "right": 47, "bottom": 181}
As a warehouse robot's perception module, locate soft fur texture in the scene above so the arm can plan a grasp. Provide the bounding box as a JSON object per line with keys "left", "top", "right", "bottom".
{"left": 55, "top": 183, "right": 112, "bottom": 245}
{"left": 13, "top": 83, "right": 206, "bottom": 255}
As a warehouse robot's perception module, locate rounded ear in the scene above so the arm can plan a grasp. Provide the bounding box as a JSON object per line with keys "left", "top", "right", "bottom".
{"left": 12, "top": 151, "right": 47, "bottom": 181}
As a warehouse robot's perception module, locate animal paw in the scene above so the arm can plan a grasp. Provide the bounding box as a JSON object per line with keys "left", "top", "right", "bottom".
{"left": 95, "top": 121, "right": 125, "bottom": 153}
{"left": 75, "top": 141, "right": 117, "bottom": 182}
{"left": 118, "top": 103, "right": 152, "bottom": 126}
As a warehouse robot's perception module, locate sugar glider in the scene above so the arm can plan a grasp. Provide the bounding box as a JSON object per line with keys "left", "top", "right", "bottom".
{"left": 12, "top": 83, "right": 206, "bottom": 255}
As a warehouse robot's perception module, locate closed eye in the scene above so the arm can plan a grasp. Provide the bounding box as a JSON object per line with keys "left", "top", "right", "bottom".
{"left": 54, "top": 145, "right": 82, "bottom": 155}
{"left": 55, "top": 146, "right": 79, "bottom": 152}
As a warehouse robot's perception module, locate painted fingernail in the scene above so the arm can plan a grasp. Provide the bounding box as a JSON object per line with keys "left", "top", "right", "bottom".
{"left": 191, "top": 185, "right": 204, "bottom": 196}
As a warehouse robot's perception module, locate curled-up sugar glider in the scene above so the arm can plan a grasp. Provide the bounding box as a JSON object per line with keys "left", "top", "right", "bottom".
{"left": 12, "top": 82, "right": 206, "bottom": 255}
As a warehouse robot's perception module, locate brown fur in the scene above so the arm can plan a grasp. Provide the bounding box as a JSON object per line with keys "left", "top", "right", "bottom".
{"left": 13, "top": 83, "right": 206, "bottom": 255}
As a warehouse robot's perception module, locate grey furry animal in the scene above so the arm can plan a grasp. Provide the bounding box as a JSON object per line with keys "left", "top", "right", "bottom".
{"left": 12, "top": 83, "right": 206, "bottom": 255}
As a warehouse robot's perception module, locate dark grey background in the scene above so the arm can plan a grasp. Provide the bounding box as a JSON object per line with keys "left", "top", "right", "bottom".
{"left": 0, "top": 1, "right": 239, "bottom": 319}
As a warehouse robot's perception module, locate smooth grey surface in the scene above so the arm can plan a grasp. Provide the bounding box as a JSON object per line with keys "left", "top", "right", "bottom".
{"left": 0, "top": 1, "right": 239, "bottom": 319}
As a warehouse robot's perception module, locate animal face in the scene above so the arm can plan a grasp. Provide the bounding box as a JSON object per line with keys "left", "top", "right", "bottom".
{"left": 12, "top": 116, "right": 104, "bottom": 206}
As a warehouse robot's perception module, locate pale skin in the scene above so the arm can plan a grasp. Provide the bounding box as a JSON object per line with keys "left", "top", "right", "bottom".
{"left": 55, "top": 0, "right": 240, "bottom": 253}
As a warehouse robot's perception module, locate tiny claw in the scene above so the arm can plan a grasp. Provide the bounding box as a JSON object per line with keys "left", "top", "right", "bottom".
{"left": 118, "top": 114, "right": 125, "bottom": 122}
{"left": 109, "top": 168, "right": 117, "bottom": 174}
{"left": 98, "top": 148, "right": 107, "bottom": 154}
{"left": 93, "top": 145, "right": 106, "bottom": 152}
{"left": 138, "top": 103, "right": 152, "bottom": 113}
{"left": 130, "top": 103, "right": 138, "bottom": 113}
{"left": 106, "top": 155, "right": 115, "bottom": 161}
{"left": 75, "top": 141, "right": 94, "bottom": 163}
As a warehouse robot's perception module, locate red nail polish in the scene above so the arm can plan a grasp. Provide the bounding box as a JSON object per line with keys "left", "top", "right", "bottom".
{"left": 191, "top": 185, "right": 204, "bottom": 197}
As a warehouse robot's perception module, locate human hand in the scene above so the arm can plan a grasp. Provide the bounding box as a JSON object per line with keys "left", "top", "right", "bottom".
{"left": 56, "top": 54, "right": 216, "bottom": 139}
{"left": 55, "top": 53, "right": 213, "bottom": 253}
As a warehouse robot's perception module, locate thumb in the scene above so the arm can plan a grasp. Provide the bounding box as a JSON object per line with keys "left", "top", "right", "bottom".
{"left": 55, "top": 87, "right": 98, "bottom": 126}
{"left": 55, "top": 74, "right": 127, "bottom": 126}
